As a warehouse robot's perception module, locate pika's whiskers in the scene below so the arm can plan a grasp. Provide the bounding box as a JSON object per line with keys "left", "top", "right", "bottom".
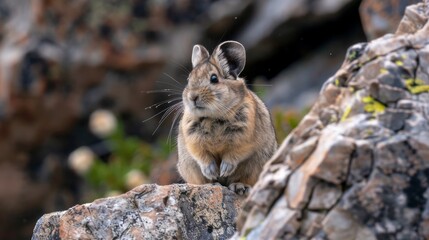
{"left": 143, "top": 70, "right": 185, "bottom": 145}
{"left": 144, "top": 97, "right": 182, "bottom": 110}
{"left": 146, "top": 89, "right": 182, "bottom": 94}
{"left": 143, "top": 105, "right": 175, "bottom": 123}
{"left": 152, "top": 102, "right": 183, "bottom": 136}
{"left": 167, "top": 104, "right": 184, "bottom": 146}
{"left": 163, "top": 73, "right": 185, "bottom": 88}
{"left": 155, "top": 80, "right": 184, "bottom": 90}
{"left": 167, "top": 59, "right": 191, "bottom": 75}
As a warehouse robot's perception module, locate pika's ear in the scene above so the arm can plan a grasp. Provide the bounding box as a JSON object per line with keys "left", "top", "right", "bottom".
{"left": 212, "top": 41, "right": 246, "bottom": 79}
{"left": 192, "top": 45, "right": 209, "bottom": 68}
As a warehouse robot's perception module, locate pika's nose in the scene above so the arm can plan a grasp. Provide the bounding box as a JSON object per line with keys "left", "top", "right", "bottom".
{"left": 190, "top": 94, "right": 199, "bottom": 104}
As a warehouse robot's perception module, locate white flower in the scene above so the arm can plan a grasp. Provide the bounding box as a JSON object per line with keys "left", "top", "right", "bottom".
{"left": 125, "top": 169, "right": 148, "bottom": 190}
{"left": 68, "top": 146, "right": 95, "bottom": 175}
{"left": 89, "top": 109, "right": 117, "bottom": 138}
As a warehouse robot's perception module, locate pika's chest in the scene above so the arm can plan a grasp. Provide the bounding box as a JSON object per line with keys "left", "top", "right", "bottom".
{"left": 183, "top": 117, "right": 245, "bottom": 151}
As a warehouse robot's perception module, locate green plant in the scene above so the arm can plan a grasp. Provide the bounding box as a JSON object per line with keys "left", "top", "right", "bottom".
{"left": 84, "top": 122, "right": 173, "bottom": 200}
{"left": 272, "top": 107, "right": 308, "bottom": 143}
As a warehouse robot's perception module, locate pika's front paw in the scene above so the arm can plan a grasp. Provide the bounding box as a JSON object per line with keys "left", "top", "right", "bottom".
{"left": 228, "top": 183, "right": 251, "bottom": 196}
{"left": 220, "top": 161, "right": 237, "bottom": 177}
{"left": 201, "top": 161, "right": 219, "bottom": 180}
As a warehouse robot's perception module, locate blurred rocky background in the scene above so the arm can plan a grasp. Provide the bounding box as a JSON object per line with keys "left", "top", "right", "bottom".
{"left": 0, "top": 0, "right": 419, "bottom": 239}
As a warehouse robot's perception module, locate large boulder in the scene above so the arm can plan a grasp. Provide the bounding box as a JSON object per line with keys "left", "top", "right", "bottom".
{"left": 236, "top": 2, "right": 429, "bottom": 239}
{"left": 32, "top": 184, "right": 244, "bottom": 240}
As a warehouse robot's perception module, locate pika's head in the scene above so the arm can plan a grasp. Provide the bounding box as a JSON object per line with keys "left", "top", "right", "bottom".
{"left": 183, "top": 41, "right": 246, "bottom": 118}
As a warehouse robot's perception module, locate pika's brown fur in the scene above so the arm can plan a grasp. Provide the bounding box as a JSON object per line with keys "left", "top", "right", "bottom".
{"left": 177, "top": 41, "right": 277, "bottom": 194}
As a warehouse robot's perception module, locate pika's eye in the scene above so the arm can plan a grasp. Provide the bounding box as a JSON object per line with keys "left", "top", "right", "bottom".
{"left": 210, "top": 74, "right": 218, "bottom": 84}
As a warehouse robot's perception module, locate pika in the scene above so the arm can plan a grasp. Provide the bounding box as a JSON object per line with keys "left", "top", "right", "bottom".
{"left": 177, "top": 41, "right": 277, "bottom": 194}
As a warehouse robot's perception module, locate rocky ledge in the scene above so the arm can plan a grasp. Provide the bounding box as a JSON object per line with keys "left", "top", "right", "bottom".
{"left": 32, "top": 184, "right": 244, "bottom": 240}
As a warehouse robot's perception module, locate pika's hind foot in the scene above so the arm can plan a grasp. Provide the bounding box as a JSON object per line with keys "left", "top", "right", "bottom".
{"left": 228, "top": 182, "right": 251, "bottom": 196}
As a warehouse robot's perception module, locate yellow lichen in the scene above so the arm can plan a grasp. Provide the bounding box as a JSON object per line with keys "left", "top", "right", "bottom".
{"left": 348, "top": 51, "right": 357, "bottom": 61}
{"left": 416, "top": 79, "right": 426, "bottom": 85}
{"left": 395, "top": 60, "right": 404, "bottom": 66}
{"left": 405, "top": 78, "right": 429, "bottom": 94}
{"left": 335, "top": 78, "right": 340, "bottom": 86}
{"left": 362, "top": 96, "right": 372, "bottom": 103}
{"left": 362, "top": 96, "right": 386, "bottom": 114}
{"left": 341, "top": 104, "right": 352, "bottom": 122}
{"left": 365, "top": 129, "right": 374, "bottom": 136}
{"left": 405, "top": 78, "right": 414, "bottom": 86}
{"left": 409, "top": 85, "right": 429, "bottom": 94}
{"left": 379, "top": 68, "right": 388, "bottom": 74}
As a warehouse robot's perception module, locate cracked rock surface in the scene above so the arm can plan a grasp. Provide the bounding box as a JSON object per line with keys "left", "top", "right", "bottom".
{"left": 236, "top": 2, "right": 429, "bottom": 239}
{"left": 32, "top": 184, "right": 244, "bottom": 240}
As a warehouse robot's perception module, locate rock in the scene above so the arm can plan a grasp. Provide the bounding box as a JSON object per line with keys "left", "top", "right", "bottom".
{"left": 300, "top": 211, "right": 326, "bottom": 237}
{"left": 236, "top": 2, "right": 429, "bottom": 239}
{"left": 322, "top": 208, "right": 377, "bottom": 240}
{"left": 360, "top": 0, "right": 420, "bottom": 40}
{"left": 246, "top": 198, "right": 300, "bottom": 239}
{"left": 396, "top": 1, "right": 429, "bottom": 35}
{"left": 346, "top": 140, "right": 373, "bottom": 184}
{"left": 287, "top": 135, "right": 318, "bottom": 168}
{"left": 32, "top": 184, "right": 244, "bottom": 240}
{"left": 236, "top": 0, "right": 355, "bottom": 49}
{"left": 308, "top": 182, "right": 342, "bottom": 210}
